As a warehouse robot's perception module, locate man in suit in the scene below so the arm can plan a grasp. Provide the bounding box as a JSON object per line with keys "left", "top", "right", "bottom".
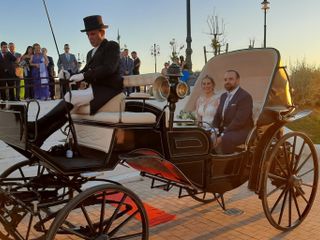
{"left": 0, "top": 41, "right": 17, "bottom": 101}
{"left": 213, "top": 70, "right": 253, "bottom": 154}
{"left": 131, "top": 51, "right": 141, "bottom": 92}
{"left": 28, "top": 15, "right": 123, "bottom": 147}
{"left": 57, "top": 44, "right": 79, "bottom": 96}
{"left": 9, "top": 42, "right": 21, "bottom": 100}
{"left": 120, "top": 48, "right": 134, "bottom": 95}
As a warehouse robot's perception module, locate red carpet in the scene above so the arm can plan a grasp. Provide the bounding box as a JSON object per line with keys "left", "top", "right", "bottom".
{"left": 107, "top": 193, "right": 176, "bottom": 227}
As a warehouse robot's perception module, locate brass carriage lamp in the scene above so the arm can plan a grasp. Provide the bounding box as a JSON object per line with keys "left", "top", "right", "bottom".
{"left": 261, "top": 0, "right": 270, "bottom": 48}
{"left": 152, "top": 63, "right": 189, "bottom": 130}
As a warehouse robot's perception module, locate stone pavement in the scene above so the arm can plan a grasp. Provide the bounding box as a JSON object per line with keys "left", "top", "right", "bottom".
{"left": 0, "top": 100, "right": 319, "bottom": 240}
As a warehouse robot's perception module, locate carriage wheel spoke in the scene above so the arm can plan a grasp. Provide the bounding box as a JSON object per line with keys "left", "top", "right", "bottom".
{"left": 268, "top": 173, "right": 287, "bottom": 182}
{"left": 80, "top": 205, "right": 95, "bottom": 234}
{"left": 290, "top": 136, "right": 297, "bottom": 170}
{"left": 99, "top": 191, "right": 107, "bottom": 233}
{"left": 282, "top": 143, "right": 292, "bottom": 175}
{"left": 278, "top": 188, "right": 289, "bottom": 225}
{"left": 298, "top": 168, "right": 314, "bottom": 178}
{"left": 295, "top": 153, "right": 311, "bottom": 174}
{"left": 293, "top": 141, "right": 306, "bottom": 172}
{"left": 301, "top": 182, "right": 313, "bottom": 188}
{"left": 288, "top": 188, "right": 292, "bottom": 227}
{"left": 203, "top": 192, "right": 207, "bottom": 200}
{"left": 104, "top": 193, "right": 127, "bottom": 233}
{"left": 295, "top": 186, "right": 309, "bottom": 204}
{"left": 108, "top": 210, "right": 139, "bottom": 238}
{"left": 271, "top": 186, "right": 288, "bottom": 214}
{"left": 274, "top": 156, "right": 288, "bottom": 177}
{"left": 292, "top": 188, "right": 302, "bottom": 219}
{"left": 267, "top": 183, "right": 285, "bottom": 197}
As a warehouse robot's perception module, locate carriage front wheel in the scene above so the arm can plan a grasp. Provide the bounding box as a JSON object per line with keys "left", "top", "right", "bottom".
{"left": 261, "top": 132, "right": 318, "bottom": 230}
{"left": 46, "top": 183, "right": 149, "bottom": 240}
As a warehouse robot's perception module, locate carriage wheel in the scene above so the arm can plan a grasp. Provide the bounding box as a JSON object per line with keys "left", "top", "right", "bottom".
{"left": 46, "top": 184, "right": 149, "bottom": 240}
{"left": 261, "top": 132, "right": 318, "bottom": 230}
{"left": 0, "top": 159, "right": 44, "bottom": 178}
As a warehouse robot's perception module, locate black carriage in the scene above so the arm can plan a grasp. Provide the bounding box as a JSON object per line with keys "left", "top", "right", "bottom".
{"left": 0, "top": 48, "right": 318, "bottom": 239}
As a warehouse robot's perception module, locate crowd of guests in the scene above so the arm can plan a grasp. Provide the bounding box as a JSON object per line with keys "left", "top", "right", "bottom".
{"left": 161, "top": 55, "right": 190, "bottom": 83}
{"left": 0, "top": 41, "right": 56, "bottom": 101}
{"left": 119, "top": 48, "right": 141, "bottom": 95}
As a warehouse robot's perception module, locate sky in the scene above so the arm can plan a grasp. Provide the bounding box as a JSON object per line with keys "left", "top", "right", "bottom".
{"left": 2, "top": 0, "right": 320, "bottom": 73}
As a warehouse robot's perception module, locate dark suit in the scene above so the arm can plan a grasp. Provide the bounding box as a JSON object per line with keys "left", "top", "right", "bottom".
{"left": 81, "top": 39, "right": 123, "bottom": 115}
{"left": 120, "top": 56, "right": 134, "bottom": 95}
{"left": 0, "top": 52, "right": 17, "bottom": 100}
{"left": 47, "top": 56, "right": 55, "bottom": 99}
{"left": 213, "top": 87, "right": 253, "bottom": 153}
{"left": 133, "top": 57, "right": 141, "bottom": 92}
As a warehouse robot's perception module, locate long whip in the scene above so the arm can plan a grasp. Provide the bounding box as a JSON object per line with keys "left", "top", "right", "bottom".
{"left": 41, "top": 0, "right": 80, "bottom": 154}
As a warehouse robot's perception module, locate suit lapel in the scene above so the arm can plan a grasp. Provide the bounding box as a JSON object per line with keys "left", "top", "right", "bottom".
{"left": 86, "top": 39, "right": 108, "bottom": 67}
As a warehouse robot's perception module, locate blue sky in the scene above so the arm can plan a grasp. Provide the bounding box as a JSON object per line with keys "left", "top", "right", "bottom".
{"left": 3, "top": 0, "right": 320, "bottom": 73}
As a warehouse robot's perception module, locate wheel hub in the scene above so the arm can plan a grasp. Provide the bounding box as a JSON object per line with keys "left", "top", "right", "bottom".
{"left": 289, "top": 175, "right": 302, "bottom": 187}
{"left": 95, "top": 234, "right": 109, "bottom": 240}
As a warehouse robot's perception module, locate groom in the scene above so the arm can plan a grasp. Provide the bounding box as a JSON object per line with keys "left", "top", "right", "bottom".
{"left": 213, "top": 70, "right": 253, "bottom": 154}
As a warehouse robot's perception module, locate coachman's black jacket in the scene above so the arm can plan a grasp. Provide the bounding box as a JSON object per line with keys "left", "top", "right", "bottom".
{"left": 81, "top": 39, "right": 123, "bottom": 115}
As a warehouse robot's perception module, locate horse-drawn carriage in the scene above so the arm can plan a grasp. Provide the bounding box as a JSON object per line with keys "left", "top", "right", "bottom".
{"left": 0, "top": 48, "right": 318, "bottom": 239}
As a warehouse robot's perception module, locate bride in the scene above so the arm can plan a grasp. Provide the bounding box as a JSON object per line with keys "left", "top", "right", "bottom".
{"left": 195, "top": 75, "right": 220, "bottom": 129}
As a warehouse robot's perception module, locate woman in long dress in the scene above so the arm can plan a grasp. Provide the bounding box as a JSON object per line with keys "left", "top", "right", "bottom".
{"left": 21, "top": 46, "right": 34, "bottom": 99}
{"left": 195, "top": 75, "right": 220, "bottom": 129}
{"left": 30, "top": 43, "right": 49, "bottom": 100}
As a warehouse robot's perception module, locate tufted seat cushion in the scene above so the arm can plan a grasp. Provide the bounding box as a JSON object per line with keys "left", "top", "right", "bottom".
{"left": 75, "top": 92, "right": 126, "bottom": 115}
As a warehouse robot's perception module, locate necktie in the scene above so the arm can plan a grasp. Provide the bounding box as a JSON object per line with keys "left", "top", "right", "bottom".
{"left": 222, "top": 92, "right": 232, "bottom": 120}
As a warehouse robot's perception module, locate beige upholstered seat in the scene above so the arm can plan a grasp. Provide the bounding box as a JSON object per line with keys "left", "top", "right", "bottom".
{"left": 183, "top": 48, "right": 279, "bottom": 124}
{"left": 75, "top": 92, "right": 126, "bottom": 115}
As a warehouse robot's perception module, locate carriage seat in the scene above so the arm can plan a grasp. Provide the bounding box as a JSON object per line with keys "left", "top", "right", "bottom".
{"left": 71, "top": 92, "right": 156, "bottom": 124}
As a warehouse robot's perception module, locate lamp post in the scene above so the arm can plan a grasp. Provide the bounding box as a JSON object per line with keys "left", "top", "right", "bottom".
{"left": 150, "top": 43, "right": 160, "bottom": 73}
{"left": 261, "top": 0, "right": 270, "bottom": 48}
{"left": 185, "top": 0, "right": 193, "bottom": 71}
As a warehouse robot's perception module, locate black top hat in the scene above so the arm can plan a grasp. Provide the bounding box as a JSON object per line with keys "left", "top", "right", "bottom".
{"left": 81, "top": 15, "right": 108, "bottom": 32}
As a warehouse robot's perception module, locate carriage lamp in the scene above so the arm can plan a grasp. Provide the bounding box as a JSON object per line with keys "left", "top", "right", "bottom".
{"left": 261, "top": 0, "right": 270, "bottom": 48}
{"left": 152, "top": 63, "right": 189, "bottom": 130}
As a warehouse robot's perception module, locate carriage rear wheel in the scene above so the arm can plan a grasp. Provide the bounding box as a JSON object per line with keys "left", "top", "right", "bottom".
{"left": 261, "top": 132, "right": 318, "bottom": 230}
{"left": 46, "top": 183, "right": 149, "bottom": 240}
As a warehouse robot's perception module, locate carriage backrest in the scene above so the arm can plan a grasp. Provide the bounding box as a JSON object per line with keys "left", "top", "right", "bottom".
{"left": 0, "top": 103, "right": 27, "bottom": 150}
{"left": 184, "top": 48, "right": 281, "bottom": 124}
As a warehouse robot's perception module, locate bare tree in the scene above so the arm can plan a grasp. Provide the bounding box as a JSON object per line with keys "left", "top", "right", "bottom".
{"left": 206, "top": 10, "right": 227, "bottom": 56}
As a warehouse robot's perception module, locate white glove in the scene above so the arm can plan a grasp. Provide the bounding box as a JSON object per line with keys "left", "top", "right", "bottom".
{"left": 70, "top": 73, "right": 84, "bottom": 82}
{"left": 58, "top": 70, "right": 70, "bottom": 80}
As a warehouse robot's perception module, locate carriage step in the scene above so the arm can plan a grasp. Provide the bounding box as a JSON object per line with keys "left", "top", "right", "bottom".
{"left": 80, "top": 171, "right": 104, "bottom": 179}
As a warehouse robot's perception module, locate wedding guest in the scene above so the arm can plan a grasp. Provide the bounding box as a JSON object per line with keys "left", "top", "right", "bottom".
{"left": 9, "top": 42, "right": 21, "bottom": 100}
{"left": 0, "top": 41, "right": 17, "bottom": 101}
{"left": 120, "top": 48, "right": 134, "bottom": 95}
{"left": 20, "top": 46, "right": 34, "bottom": 99}
{"left": 30, "top": 43, "right": 49, "bottom": 100}
{"left": 131, "top": 51, "right": 141, "bottom": 92}
{"left": 42, "top": 48, "right": 55, "bottom": 99}
{"left": 161, "top": 62, "right": 170, "bottom": 76}
{"left": 57, "top": 44, "right": 78, "bottom": 96}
